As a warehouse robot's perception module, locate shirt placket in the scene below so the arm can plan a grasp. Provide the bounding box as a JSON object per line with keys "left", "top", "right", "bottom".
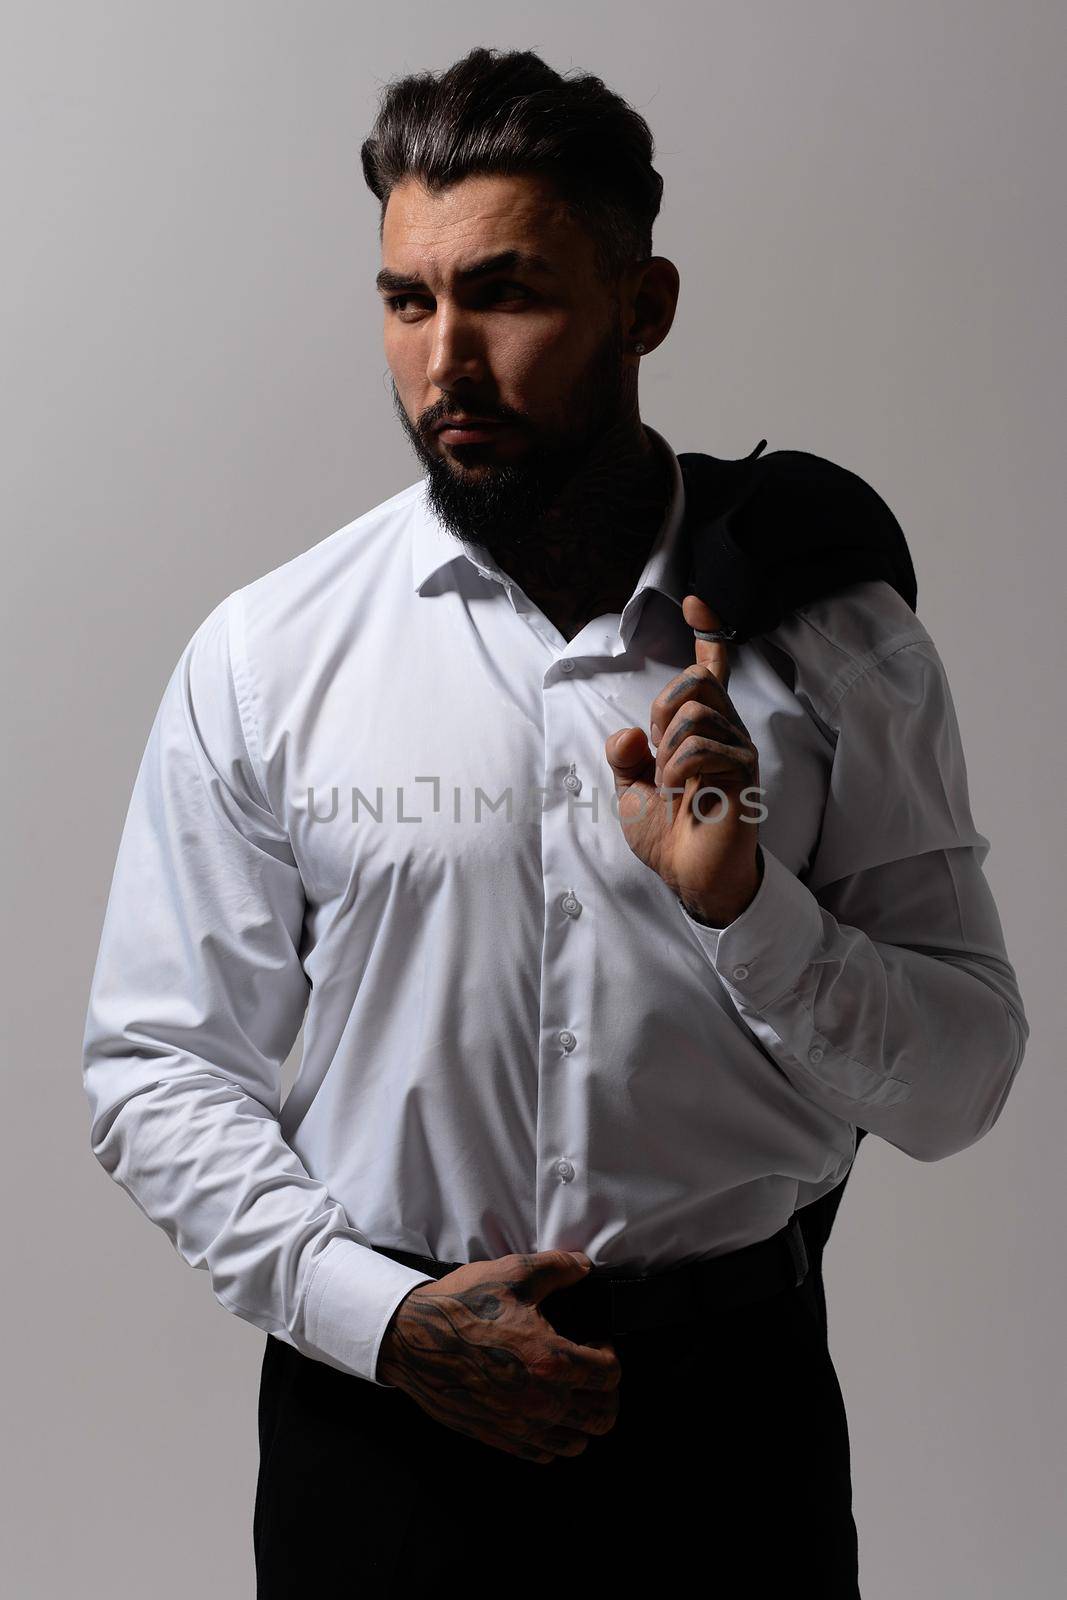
{"left": 533, "top": 646, "right": 599, "bottom": 1250}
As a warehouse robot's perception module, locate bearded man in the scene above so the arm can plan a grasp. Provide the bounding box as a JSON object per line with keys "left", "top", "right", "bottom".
{"left": 83, "top": 46, "right": 1028, "bottom": 1599}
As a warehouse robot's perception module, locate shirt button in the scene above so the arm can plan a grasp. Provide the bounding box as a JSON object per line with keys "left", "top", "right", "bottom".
{"left": 559, "top": 891, "right": 582, "bottom": 918}
{"left": 554, "top": 1159, "right": 575, "bottom": 1182}
{"left": 563, "top": 764, "right": 582, "bottom": 794}
{"left": 558, "top": 1030, "right": 577, "bottom": 1052}
{"left": 808, "top": 1046, "right": 824, "bottom": 1064}
{"left": 559, "top": 658, "right": 575, "bottom": 673}
{"left": 731, "top": 964, "right": 750, "bottom": 981}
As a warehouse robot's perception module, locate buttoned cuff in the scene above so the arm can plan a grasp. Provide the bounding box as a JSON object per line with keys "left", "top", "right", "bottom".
{"left": 302, "top": 1236, "right": 436, "bottom": 1386}
{"left": 677, "top": 843, "right": 823, "bottom": 1009}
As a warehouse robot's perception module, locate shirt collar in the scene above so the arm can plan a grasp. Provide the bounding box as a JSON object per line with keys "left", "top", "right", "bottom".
{"left": 409, "top": 424, "right": 689, "bottom": 644}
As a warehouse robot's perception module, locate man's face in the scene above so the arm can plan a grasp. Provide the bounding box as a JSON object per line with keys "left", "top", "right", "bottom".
{"left": 378, "top": 172, "right": 636, "bottom": 554}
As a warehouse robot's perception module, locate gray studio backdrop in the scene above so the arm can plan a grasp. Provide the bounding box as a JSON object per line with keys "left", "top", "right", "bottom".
{"left": 3, "top": 3, "right": 1064, "bottom": 1596}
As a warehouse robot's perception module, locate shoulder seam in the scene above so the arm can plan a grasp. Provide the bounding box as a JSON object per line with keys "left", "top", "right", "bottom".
{"left": 828, "top": 635, "right": 935, "bottom": 717}
{"left": 783, "top": 584, "right": 929, "bottom": 717}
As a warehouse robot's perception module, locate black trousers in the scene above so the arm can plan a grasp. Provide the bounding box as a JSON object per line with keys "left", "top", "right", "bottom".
{"left": 253, "top": 1169, "right": 864, "bottom": 1596}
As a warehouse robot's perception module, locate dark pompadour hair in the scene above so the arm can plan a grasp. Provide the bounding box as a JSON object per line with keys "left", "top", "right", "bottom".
{"left": 360, "top": 46, "right": 664, "bottom": 283}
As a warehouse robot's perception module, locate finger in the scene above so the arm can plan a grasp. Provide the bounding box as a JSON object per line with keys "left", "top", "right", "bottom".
{"left": 536, "top": 1423, "right": 592, "bottom": 1456}
{"left": 562, "top": 1390, "right": 621, "bottom": 1433}
{"left": 507, "top": 1249, "right": 595, "bottom": 1307}
{"left": 650, "top": 652, "right": 746, "bottom": 754}
{"left": 656, "top": 734, "right": 758, "bottom": 793}
{"left": 653, "top": 696, "right": 752, "bottom": 777}
{"left": 603, "top": 726, "right": 654, "bottom": 778}
{"left": 603, "top": 727, "right": 660, "bottom": 816}
{"left": 550, "top": 1333, "right": 622, "bottom": 1391}
{"left": 682, "top": 592, "right": 731, "bottom": 688}
{"left": 655, "top": 705, "right": 750, "bottom": 775}
{"left": 443, "top": 1415, "right": 556, "bottom": 1464}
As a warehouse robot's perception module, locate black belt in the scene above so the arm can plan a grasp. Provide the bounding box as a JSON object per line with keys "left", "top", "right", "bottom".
{"left": 370, "top": 1215, "right": 809, "bottom": 1338}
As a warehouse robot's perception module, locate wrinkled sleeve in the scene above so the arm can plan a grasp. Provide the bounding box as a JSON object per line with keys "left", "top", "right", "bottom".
{"left": 678, "top": 638, "right": 1029, "bottom": 1161}
{"left": 81, "top": 590, "right": 433, "bottom": 1384}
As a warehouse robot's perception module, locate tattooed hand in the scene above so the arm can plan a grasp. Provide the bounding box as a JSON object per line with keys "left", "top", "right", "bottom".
{"left": 375, "top": 1249, "right": 621, "bottom": 1463}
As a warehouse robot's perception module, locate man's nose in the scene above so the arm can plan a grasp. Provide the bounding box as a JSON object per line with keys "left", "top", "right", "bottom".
{"left": 425, "top": 307, "right": 487, "bottom": 391}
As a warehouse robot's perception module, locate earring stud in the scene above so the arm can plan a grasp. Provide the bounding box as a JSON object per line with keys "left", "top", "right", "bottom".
{"left": 634, "top": 342, "right": 646, "bottom": 355}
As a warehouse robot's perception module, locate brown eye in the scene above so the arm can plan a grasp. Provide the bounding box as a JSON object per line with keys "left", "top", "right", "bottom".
{"left": 386, "top": 283, "right": 531, "bottom": 315}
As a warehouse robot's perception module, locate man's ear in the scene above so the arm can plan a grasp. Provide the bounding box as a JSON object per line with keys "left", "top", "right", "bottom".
{"left": 625, "top": 255, "right": 680, "bottom": 354}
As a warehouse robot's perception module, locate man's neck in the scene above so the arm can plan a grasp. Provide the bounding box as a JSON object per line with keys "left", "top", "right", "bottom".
{"left": 494, "top": 423, "right": 676, "bottom": 641}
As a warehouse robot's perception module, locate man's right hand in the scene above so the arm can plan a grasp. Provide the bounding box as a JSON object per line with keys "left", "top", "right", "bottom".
{"left": 375, "top": 1250, "right": 621, "bottom": 1464}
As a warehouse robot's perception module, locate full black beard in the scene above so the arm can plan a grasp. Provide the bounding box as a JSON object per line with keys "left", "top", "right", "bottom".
{"left": 390, "top": 314, "right": 654, "bottom": 570}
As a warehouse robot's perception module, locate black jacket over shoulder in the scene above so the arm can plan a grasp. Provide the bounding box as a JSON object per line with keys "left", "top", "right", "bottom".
{"left": 680, "top": 440, "right": 918, "bottom": 642}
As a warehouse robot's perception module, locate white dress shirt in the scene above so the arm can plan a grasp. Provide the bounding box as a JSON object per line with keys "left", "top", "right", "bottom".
{"left": 82, "top": 425, "right": 1029, "bottom": 1388}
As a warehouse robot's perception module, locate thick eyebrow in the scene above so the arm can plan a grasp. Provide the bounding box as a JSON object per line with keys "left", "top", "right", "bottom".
{"left": 375, "top": 249, "right": 557, "bottom": 295}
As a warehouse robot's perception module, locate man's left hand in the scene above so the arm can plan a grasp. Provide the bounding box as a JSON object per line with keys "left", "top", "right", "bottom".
{"left": 604, "top": 595, "right": 764, "bottom": 927}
